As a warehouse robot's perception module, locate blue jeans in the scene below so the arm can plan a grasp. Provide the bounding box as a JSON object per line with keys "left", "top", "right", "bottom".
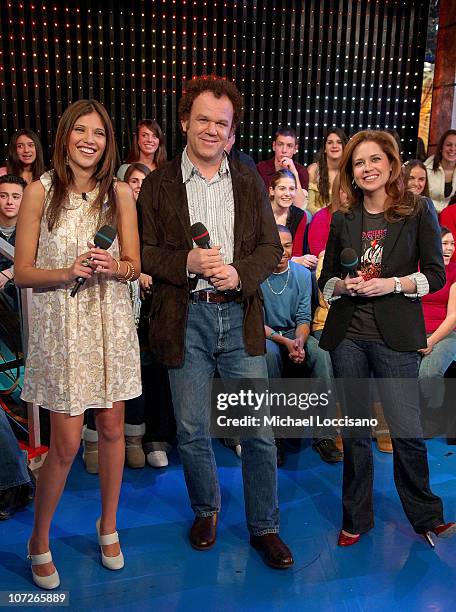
{"left": 419, "top": 331, "right": 456, "bottom": 410}
{"left": 265, "top": 331, "right": 336, "bottom": 441}
{"left": 168, "top": 301, "right": 279, "bottom": 536}
{"left": 330, "top": 338, "right": 444, "bottom": 534}
{"left": 0, "top": 409, "right": 30, "bottom": 490}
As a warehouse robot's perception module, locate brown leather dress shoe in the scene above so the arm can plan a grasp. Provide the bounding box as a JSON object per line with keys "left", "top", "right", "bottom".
{"left": 189, "top": 514, "right": 218, "bottom": 550}
{"left": 250, "top": 533, "right": 294, "bottom": 569}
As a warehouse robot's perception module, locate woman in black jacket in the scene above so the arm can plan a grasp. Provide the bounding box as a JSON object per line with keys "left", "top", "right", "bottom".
{"left": 319, "top": 130, "right": 455, "bottom": 547}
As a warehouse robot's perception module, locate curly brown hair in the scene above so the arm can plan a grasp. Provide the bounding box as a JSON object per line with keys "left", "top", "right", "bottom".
{"left": 339, "top": 130, "right": 421, "bottom": 221}
{"left": 178, "top": 75, "right": 244, "bottom": 133}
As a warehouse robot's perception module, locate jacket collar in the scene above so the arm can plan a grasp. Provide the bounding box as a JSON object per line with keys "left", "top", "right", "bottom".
{"left": 160, "top": 154, "right": 251, "bottom": 254}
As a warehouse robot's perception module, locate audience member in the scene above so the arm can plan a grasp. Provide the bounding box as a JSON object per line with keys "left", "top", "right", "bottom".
{"left": 262, "top": 226, "right": 342, "bottom": 465}
{"left": 269, "top": 169, "right": 316, "bottom": 269}
{"left": 307, "top": 129, "right": 348, "bottom": 215}
{"left": 225, "top": 133, "right": 257, "bottom": 172}
{"left": 0, "top": 409, "right": 34, "bottom": 521}
{"left": 0, "top": 129, "right": 45, "bottom": 184}
{"left": 117, "top": 119, "right": 167, "bottom": 180}
{"left": 307, "top": 172, "right": 347, "bottom": 257}
{"left": 403, "top": 159, "right": 430, "bottom": 197}
{"left": 425, "top": 129, "right": 456, "bottom": 212}
{"left": 419, "top": 226, "right": 456, "bottom": 414}
{"left": 0, "top": 174, "right": 27, "bottom": 309}
{"left": 257, "top": 127, "right": 309, "bottom": 209}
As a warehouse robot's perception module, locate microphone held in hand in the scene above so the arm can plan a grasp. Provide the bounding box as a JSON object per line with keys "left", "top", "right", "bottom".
{"left": 70, "top": 225, "right": 117, "bottom": 298}
{"left": 340, "top": 247, "right": 359, "bottom": 278}
{"left": 191, "top": 222, "right": 211, "bottom": 249}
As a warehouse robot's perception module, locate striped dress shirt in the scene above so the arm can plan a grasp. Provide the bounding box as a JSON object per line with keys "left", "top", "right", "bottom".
{"left": 181, "top": 147, "right": 235, "bottom": 291}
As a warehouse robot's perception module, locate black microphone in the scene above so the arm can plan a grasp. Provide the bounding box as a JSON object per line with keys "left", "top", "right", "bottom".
{"left": 191, "top": 222, "right": 211, "bottom": 249}
{"left": 340, "top": 247, "right": 359, "bottom": 278}
{"left": 70, "top": 225, "right": 117, "bottom": 298}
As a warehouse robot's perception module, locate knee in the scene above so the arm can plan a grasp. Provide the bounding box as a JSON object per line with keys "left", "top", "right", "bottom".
{"left": 96, "top": 418, "right": 124, "bottom": 444}
{"left": 50, "top": 439, "right": 80, "bottom": 465}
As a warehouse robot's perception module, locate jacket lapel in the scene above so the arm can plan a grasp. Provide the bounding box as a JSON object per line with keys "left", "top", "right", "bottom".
{"left": 346, "top": 203, "right": 363, "bottom": 258}
{"left": 230, "top": 160, "right": 247, "bottom": 262}
{"left": 382, "top": 217, "right": 406, "bottom": 268}
{"left": 161, "top": 157, "right": 193, "bottom": 250}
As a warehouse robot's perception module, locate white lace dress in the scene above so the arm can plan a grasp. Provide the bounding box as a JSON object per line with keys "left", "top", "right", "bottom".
{"left": 21, "top": 172, "right": 142, "bottom": 415}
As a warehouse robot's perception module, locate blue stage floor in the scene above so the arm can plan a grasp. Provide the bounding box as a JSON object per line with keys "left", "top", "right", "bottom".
{"left": 1, "top": 439, "right": 455, "bottom": 611}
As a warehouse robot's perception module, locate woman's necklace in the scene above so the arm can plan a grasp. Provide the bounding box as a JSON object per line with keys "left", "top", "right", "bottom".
{"left": 266, "top": 266, "right": 290, "bottom": 295}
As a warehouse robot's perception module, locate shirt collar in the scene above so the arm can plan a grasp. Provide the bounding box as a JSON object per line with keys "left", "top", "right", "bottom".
{"left": 181, "top": 146, "right": 230, "bottom": 183}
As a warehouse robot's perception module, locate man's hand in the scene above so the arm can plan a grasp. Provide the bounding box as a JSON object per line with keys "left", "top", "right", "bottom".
{"left": 187, "top": 246, "right": 223, "bottom": 276}
{"left": 285, "top": 337, "right": 305, "bottom": 363}
{"left": 279, "top": 157, "right": 298, "bottom": 177}
{"left": 209, "top": 264, "right": 240, "bottom": 291}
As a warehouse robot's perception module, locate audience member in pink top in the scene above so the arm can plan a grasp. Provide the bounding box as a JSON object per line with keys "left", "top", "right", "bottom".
{"left": 307, "top": 173, "right": 347, "bottom": 257}
{"left": 419, "top": 227, "right": 456, "bottom": 410}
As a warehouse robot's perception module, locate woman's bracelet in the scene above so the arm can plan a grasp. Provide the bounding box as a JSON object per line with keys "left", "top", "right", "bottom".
{"left": 115, "top": 260, "right": 136, "bottom": 282}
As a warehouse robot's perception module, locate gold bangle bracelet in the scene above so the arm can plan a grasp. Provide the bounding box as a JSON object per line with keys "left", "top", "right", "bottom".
{"left": 113, "top": 258, "right": 121, "bottom": 275}
{"left": 124, "top": 262, "right": 135, "bottom": 281}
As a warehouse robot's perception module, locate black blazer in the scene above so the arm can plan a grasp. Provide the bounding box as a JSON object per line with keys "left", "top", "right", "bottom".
{"left": 318, "top": 198, "right": 445, "bottom": 352}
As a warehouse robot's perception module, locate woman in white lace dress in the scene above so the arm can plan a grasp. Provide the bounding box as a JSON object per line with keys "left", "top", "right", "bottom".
{"left": 15, "top": 100, "right": 141, "bottom": 589}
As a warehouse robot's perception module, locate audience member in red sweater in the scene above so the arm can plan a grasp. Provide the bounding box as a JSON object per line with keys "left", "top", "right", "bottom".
{"left": 439, "top": 204, "right": 456, "bottom": 263}
{"left": 269, "top": 169, "right": 317, "bottom": 270}
{"left": 419, "top": 226, "right": 456, "bottom": 410}
{"left": 307, "top": 173, "right": 347, "bottom": 257}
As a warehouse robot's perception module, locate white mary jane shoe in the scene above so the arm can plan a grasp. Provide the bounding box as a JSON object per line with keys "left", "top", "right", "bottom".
{"left": 27, "top": 541, "right": 60, "bottom": 590}
{"left": 96, "top": 518, "right": 124, "bottom": 570}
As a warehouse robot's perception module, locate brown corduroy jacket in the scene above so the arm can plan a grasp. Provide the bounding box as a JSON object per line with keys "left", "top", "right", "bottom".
{"left": 137, "top": 155, "right": 283, "bottom": 367}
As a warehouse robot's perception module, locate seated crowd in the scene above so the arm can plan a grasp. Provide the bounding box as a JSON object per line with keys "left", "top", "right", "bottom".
{"left": 1, "top": 119, "right": 456, "bottom": 523}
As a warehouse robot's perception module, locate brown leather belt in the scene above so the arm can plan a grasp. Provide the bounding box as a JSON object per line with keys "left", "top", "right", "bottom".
{"left": 190, "top": 290, "right": 237, "bottom": 304}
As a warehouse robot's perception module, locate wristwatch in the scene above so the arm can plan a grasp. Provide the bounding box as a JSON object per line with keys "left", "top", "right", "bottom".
{"left": 393, "top": 276, "right": 402, "bottom": 294}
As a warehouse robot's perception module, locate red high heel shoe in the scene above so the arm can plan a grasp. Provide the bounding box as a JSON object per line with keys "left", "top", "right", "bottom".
{"left": 423, "top": 522, "right": 456, "bottom": 548}
{"left": 338, "top": 530, "right": 361, "bottom": 547}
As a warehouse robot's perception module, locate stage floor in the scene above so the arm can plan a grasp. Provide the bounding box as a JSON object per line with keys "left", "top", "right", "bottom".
{"left": 1, "top": 438, "right": 455, "bottom": 611}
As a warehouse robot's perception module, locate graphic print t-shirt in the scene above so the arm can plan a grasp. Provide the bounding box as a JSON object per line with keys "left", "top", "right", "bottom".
{"left": 346, "top": 208, "right": 387, "bottom": 341}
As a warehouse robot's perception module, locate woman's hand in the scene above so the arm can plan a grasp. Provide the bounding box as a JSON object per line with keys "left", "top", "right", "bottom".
{"left": 418, "top": 338, "right": 435, "bottom": 356}
{"left": 335, "top": 271, "right": 364, "bottom": 296}
{"left": 65, "top": 251, "right": 95, "bottom": 282}
{"left": 89, "top": 247, "right": 118, "bottom": 276}
{"left": 355, "top": 277, "right": 395, "bottom": 297}
{"left": 292, "top": 254, "right": 318, "bottom": 270}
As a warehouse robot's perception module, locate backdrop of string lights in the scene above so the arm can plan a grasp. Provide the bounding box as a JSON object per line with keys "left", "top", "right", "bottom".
{"left": 0, "top": 0, "right": 430, "bottom": 166}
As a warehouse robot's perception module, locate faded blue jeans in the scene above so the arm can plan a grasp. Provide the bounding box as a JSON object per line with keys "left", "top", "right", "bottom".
{"left": 168, "top": 300, "right": 279, "bottom": 536}
{"left": 0, "top": 408, "right": 30, "bottom": 491}
{"left": 265, "top": 330, "right": 337, "bottom": 441}
{"left": 419, "top": 331, "right": 456, "bottom": 410}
